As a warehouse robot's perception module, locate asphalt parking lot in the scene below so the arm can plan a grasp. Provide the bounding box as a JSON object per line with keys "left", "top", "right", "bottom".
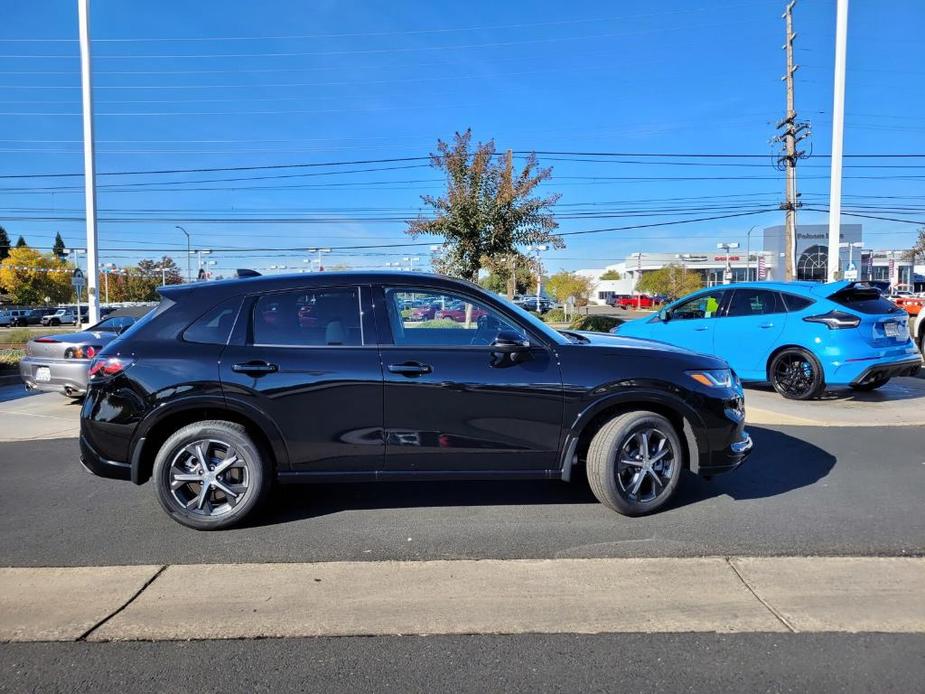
{"left": 2, "top": 379, "right": 924, "bottom": 692}
{"left": 1, "top": 383, "right": 924, "bottom": 566}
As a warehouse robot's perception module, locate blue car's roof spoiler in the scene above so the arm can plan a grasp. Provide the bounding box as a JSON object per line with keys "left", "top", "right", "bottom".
{"left": 808, "top": 280, "right": 875, "bottom": 297}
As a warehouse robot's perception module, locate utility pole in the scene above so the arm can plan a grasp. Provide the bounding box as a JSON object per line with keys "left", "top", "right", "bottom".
{"left": 176, "top": 225, "right": 191, "bottom": 283}
{"left": 775, "top": 0, "right": 811, "bottom": 281}
{"left": 77, "top": 0, "right": 101, "bottom": 324}
{"left": 827, "top": 0, "right": 849, "bottom": 281}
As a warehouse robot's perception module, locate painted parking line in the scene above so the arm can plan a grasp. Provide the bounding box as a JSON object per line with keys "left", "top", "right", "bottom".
{"left": 2, "top": 557, "right": 923, "bottom": 642}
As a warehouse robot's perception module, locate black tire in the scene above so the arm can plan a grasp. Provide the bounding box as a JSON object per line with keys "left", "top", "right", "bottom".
{"left": 851, "top": 376, "right": 891, "bottom": 392}
{"left": 769, "top": 348, "right": 826, "bottom": 400}
{"left": 152, "top": 420, "right": 271, "bottom": 530}
{"left": 586, "top": 411, "right": 683, "bottom": 516}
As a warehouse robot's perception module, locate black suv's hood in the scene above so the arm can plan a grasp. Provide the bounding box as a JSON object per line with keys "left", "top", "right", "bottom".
{"left": 566, "top": 330, "right": 727, "bottom": 368}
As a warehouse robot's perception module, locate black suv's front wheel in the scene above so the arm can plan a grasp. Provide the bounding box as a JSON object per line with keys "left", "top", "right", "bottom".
{"left": 152, "top": 420, "right": 270, "bottom": 530}
{"left": 586, "top": 411, "right": 683, "bottom": 516}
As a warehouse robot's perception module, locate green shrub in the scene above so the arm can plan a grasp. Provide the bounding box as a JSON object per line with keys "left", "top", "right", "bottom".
{"left": 542, "top": 308, "right": 567, "bottom": 323}
{"left": 0, "top": 349, "right": 23, "bottom": 367}
{"left": 7, "top": 328, "right": 32, "bottom": 346}
{"left": 405, "top": 318, "right": 464, "bottom": 329}
{"left": 569, "top": 315, "right": 625, "bottom": 333}
{"left": 400, "top": 308, "right": 413, "bottom": 319}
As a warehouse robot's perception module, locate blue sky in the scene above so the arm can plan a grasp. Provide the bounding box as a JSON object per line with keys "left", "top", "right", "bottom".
{"left": 1, "top": 0, "right": 923, "bottom": 276}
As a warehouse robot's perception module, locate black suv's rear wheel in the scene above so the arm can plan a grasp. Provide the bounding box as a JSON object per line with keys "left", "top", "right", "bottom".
{"left": 586, "top": 411, "right": 683, "bottom": 516}
{"left": 769, "top": 348, "right": 825, "bottom": 400}
{"left": 152, "top": 420, "right": 270, "bottom": 530}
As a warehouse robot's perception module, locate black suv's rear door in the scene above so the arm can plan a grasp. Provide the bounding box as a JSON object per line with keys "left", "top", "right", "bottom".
{"left": 219, "top": 284, "right": 384, "bottom": 474}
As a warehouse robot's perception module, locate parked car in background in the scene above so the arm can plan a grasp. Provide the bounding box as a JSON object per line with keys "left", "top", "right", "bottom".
{"left": 41, "top": 307, "right": 88, "bottom": 326}
{"left": 9, "top": 308, "right": 57, "bottom": 327}
{"left": 609, "top": 294, "right": 657, "bottom": 310}
{"left": 616, "top": 281, "right": 922, "bottom": 400}
{"left": 890, "top": 293, "right": 923, "bottom": 316}
{"left": 20, "top": 312, "right": 143, "bottom": 398}
{"left": 435, "top": 301, "right": 488, "bottom": 322}
{"left": 408, "top": 303, "right": 441, "bottom": 321}
{"left": 79, "top": 271, "right": 751, "bottom": 529}
{"left": 515, "top": 296, "right": 553, "bottom": 313}
{"left": 0, "top": 309, "right": 33, "bottom": 327}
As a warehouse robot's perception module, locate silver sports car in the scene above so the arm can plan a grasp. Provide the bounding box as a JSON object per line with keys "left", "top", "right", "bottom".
{"left": 20, "top": 315, "right": 137, "bottom": 398}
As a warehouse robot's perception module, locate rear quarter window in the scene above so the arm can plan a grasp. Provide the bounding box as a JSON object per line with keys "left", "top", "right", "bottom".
{"left": 781, "top": 293, "right": 815, "bottom": 312}
{"left": 183, "top": 296, "right": 243, "bottom": 344}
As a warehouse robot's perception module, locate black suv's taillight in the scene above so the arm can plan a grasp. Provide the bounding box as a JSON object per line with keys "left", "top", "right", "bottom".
{"left": 803, "top": 310, "right": 860, "bottom": 329}
{"left": 88, "top": 356, "right": 133, "bottom": 380}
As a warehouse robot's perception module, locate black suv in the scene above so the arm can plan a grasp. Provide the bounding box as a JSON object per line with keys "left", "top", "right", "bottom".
{"left": 80, "top": 272, "right": 752, "bottom": 529}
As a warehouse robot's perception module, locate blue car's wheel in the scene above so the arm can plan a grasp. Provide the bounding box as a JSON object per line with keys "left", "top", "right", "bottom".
{"left": 769, "top": 349, "right": 825, "bottom": 400}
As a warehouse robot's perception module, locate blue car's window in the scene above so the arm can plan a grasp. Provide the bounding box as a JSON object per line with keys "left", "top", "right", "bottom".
{"left": 726, "top": 290, "right": 784, "bottom": 317}
{"left": 781, "top": 293, "right": 814, "bottom": 312}
{"left": 671, "top": 290, "right": 725, "bottom": 320}
{"left": 831, "top": 287, "right": 900, "bottom": 315}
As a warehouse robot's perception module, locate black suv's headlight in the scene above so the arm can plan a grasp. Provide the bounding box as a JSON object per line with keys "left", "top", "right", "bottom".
{"left": 686, "top": 369, "right": 733, "bottom": 388}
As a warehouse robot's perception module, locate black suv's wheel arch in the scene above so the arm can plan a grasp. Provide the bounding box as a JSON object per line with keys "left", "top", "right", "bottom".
{"left": 131, "top": 401, "right": 284, "bottom": 485}
{"left": 560, "top": 392, "right": 705, "bottom": 481}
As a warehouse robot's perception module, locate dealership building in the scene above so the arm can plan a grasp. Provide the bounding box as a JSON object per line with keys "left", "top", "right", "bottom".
{"left": 578, "top": 224, "right": 920, "bottom": 305}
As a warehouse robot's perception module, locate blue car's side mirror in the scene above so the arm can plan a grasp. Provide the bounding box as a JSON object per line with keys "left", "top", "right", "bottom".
{"left": 658, "top": 307, "right": 671, "bottom": 322}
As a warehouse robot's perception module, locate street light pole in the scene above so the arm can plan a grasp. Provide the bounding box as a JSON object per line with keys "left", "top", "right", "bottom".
{"left": 827, "top": 0, "right": 850, "bottom": 281}
{"left": 77, "top": 0, "right": 100, "bottom": 325}
{"left": 745, "top": 226, "right": 759, "bottom": 281}
{"left": 176, "top": 225, "right": 191, "bottom": 283}
{"left": 527, "top": 245, "right": 548, "bottom": 306}
{"left": 717, "top": 242, "right": 740, "bottom": 285}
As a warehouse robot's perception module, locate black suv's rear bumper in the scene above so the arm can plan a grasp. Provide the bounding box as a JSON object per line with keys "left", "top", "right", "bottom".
{"left": 79, "top": 433, "right": 131, "bottom": 481}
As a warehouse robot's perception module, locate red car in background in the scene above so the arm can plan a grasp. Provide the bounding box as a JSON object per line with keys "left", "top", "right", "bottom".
{"left": 435, "top": 303, "right": 488, "bottom": 322}
{"left": 409, "top": 303, "right": 440, "bottom": 321}
{"left": 609, "top": 294, "right": 657, "bottom": 310}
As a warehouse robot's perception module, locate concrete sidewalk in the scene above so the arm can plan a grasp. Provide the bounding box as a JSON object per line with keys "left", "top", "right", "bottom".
{"left": 0, "top": 387, "right": 80, "bottom": 441}
{"left": 2, "top": 557, "right": 923, "bottom": 642}
{"left": 745, "top": 375, "right": 925, "bottom": 427}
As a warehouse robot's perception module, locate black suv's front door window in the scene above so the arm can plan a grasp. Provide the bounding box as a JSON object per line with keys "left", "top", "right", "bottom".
{"left": 384, "top": 288, "right": 526, "bottom": 346}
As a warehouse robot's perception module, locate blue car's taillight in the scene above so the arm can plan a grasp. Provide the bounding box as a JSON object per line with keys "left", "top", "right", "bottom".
{"left": 803, "top": 310, "right": 860, "bottom": 329}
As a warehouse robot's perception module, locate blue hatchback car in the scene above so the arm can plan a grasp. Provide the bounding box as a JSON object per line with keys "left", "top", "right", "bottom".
{"left": 616, "top": 281, "right": 922, "bottom": 399}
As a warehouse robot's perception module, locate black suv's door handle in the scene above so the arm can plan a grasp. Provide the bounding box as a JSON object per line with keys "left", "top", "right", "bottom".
{"left": 387, "top": 362, "right": 433, "bottom": 376}
{"left": 232, "top": 360, "right": 278, "bottom": 375}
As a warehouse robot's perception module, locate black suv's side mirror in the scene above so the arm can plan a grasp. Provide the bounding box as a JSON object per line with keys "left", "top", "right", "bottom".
{"left": 491, "top": 330, "right": 531, "bottom": 353}
{"left": 490, "top": 330, "right": 532, "bottom": 365}
{"left": 658, "top": 307, "right": 671, "bottom": 322}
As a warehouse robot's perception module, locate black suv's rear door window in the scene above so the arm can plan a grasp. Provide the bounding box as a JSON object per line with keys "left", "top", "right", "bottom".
{"left": 252, "top": 287, "right": 362, "bottom": 346}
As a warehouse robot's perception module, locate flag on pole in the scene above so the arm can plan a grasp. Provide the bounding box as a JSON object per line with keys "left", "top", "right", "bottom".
{"left": 757, "top": 255, "right": 766, "bottom": 280}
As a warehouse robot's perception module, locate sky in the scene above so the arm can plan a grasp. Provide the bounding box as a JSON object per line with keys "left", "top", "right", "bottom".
{"left": 1, "top": 0, "right": 924, "bottom": 277}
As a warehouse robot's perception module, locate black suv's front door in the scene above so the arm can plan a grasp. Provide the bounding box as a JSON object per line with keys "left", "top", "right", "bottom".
{"left": 219, "top": 284, "right": 384, "bottom": 473}
{"left": 376, "top": 286, "right": 563, "bottom": 474}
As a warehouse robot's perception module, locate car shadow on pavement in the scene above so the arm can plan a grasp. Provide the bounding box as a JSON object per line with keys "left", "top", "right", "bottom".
{"left": 665, "top": 425, "right": 836, "bottom": 510}
{"left": 746, "top": 377, "right": 925, "bottom": 403}
{"left": 248, "top": 426, "right": 834, "bottom": 526}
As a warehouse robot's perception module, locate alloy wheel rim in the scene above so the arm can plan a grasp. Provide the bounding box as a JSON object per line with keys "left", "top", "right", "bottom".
{"left": 615, "top": 428, "right": 675, "bottom": 504}
{"left": 168, "top": 438, "right": 249, "bottom": 517}
{"left": 774, "top": 354, "right": 815, "bottom": 396}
